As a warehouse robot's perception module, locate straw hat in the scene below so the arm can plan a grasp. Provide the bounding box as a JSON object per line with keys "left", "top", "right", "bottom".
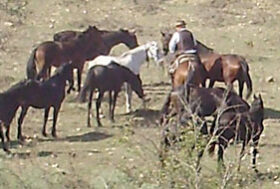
{"left": 175, "top": 20, "right": 186, "bottom": 27}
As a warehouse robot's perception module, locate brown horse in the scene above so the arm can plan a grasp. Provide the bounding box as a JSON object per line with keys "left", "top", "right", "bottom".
{"left": 26, "top": 26, "right": 107, "bottom": 91}
{"left": 208, "top": 94, "right": 264, "bottom": 172}
{"left": 170, "top": 53, "right": 208, "bottom": 89}
{"left": 160, "top": 31, "right": 252, "bottom": 99}
{"left": 53, "top": 28, "right": 139, "bottom": 55}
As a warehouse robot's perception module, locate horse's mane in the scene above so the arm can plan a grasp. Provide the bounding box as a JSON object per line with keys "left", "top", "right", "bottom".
{"left": 119, "top": 44, "right": 145, "bottom": 58}
{"left": 196, "top": 40, "right": 214, "bottom": 52}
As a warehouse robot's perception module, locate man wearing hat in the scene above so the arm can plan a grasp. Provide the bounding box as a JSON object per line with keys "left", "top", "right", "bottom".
{"left": 169, "top": 20, "right": 197, "bottom": 54}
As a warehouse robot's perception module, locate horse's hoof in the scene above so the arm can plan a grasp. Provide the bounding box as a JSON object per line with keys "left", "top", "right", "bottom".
{"left": 52, "top": 132, "right": 58, "bottom": 138}
{"left": 18, "top": 138, "right": 26, "bottom": 145}
{"left": 4, "top": 148, "right": 11, "bottom": 154}
{"left": 42, "top": 132, "right": 48, "bottom": 137}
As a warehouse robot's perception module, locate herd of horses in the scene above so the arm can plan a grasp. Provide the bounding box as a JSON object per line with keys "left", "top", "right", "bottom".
{"left": 159, "top": 31, "right": 263, "bottom": 172}
{"left": 0, "top": 25, "right": 264, "bottom": 172}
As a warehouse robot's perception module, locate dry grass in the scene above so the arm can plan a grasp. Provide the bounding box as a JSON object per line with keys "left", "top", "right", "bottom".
{"left": 0, "top": 0, "right": 280, "bottom": 188}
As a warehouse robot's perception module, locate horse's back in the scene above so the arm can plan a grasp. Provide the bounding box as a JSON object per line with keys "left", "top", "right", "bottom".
{"left": 87, "top": 55, "right": 118, "bottom": 70}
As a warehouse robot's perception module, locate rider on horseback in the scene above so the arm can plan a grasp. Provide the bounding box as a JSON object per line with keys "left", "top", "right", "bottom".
{"left": 168, "top": 20, "right": 202, "bottom": 73}
{"left": 169, "top": 20, "right": 197, "bottom": 54}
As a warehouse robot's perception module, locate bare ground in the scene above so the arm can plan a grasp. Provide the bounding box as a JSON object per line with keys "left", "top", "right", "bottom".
{"left": 0, "top": 0, "right": 280, "bottom": 188}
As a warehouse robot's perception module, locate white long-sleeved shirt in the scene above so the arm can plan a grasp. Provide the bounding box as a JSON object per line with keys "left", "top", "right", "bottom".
{"left": 168, "top": 28, "right": 197, "bottom": 54}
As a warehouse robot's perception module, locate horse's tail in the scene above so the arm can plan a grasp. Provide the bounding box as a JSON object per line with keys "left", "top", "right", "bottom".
{"left": 78, "top": 70, "right": 93, "bottom": 103}
{"left": 26, "top": 48, "right": 37, "bottom": 79}
{"left": 240, "top": 57, "right": 252, "bottom": 99}
{"left": 208, "top": 141, "right": 216, "bottom": 157}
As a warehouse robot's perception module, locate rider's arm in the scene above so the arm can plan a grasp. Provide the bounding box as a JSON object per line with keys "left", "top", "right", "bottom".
{"left": 169, "top": 32, "right": 179, "bottom": 53}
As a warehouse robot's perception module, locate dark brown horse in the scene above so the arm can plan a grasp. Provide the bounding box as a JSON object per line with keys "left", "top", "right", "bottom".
{"left": 0, "top": 80, "right": 37, "bottom": 152}
{"left": 160, "top": 85, "right": 250, "bottom": 133}
{"left": 78, "top": 62, "right": 145, "bottom": 127}
{"left": 160, "top": 31, "right": 252, "bottom": 99}
{"left": 26, "top": 26, "right": 107, "bottom": 91}
{"left": 17, "top": 63, "right": 74, "bottom": 143}
{"left": 53, "top": 28, "right": 139, "bottom": 55}
{"left": 159, "top": 85, "right": 250, "bottom": 165}
{"left": 208, "top": 94, "right": 264, "bottom": 172}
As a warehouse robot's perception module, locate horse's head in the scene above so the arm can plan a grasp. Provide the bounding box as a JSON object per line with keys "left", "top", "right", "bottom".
{"left": 145, "top": 41, "right": 162, "bottom": 63}
{"left": 129, "top": 74, "right": 145, "bottom": 100}
{"left": 160, "top": 31, "right": 172, "bottom": 56}
{"left": 81, "top": 25, "right": 107, "bottom": 59}
{"left": 119, "top": 28, "right": 139, "bottom": 49}
{"left": 56, "top": 62, "right": 74, "bottom": 92}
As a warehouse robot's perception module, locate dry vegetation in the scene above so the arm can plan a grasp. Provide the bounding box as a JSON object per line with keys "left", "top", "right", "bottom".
{"left": 0, "top": 0, "right": 280, "bottom": 188}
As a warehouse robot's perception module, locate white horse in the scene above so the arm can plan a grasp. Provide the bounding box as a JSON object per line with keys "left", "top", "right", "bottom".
{"left": 87, "top": 41, "right": 162, "bottom": 113}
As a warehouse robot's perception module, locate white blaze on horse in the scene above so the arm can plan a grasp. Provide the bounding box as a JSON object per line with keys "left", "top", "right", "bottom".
{"left": 87, "top": 41, "right": 162, "bottom": 113}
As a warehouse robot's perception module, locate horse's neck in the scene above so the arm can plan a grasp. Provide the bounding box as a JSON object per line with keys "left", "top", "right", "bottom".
{"left": 48, "top": 74, "right": 67, "bottom": 88}
{"left": 119, "top": 46, "right": 146, "bottom": 73}
{"left": 249, "top": 108, "right": 264, "bottom": 123}
{"left": 196, "top": 41, "right": 215, "bottom": 56}
{"left": 103, "top": 32, "right": 127, "bottom": 49}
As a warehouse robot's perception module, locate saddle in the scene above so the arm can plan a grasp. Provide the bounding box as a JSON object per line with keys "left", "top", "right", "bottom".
{"left": 168, "top": 52, "right": 197, "bottom": 74}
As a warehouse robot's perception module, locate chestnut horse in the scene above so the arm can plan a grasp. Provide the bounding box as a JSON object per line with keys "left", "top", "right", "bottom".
{"left": 160, "top": 31, "right": 252, "bottom": 99}
{"left": 169, "top": 53, "right": 208, "bottom": 89}
{"left": 26, "top": 26, "right": 107, "bottom": 91}
{"left": 53, "top": 28, "right": 139, "bottom": 55}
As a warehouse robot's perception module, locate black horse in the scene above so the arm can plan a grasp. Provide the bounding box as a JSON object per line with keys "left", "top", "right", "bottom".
{"left": 17, "top": 63, "right": 74, "bottom": 144}
{"left": 78, "top": 62, "right": 145, "bottom": 127}
{"left": 208, "top": 94, "right": 264, "bottom": 172}
{"left": 0, "top": 80, "right": 37, "bottom": 152}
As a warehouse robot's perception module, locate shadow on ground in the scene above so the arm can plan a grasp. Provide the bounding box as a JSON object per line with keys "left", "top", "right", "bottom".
{"left": 264, "top": 108, "right": 280, "bottom": 119}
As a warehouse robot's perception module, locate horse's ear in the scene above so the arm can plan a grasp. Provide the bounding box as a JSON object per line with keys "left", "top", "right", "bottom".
{"left": 130, "top": 29, "right": 136, "bottom": 34}
{"left": 258, "top": 93, "right": 262, "bottom": 100}
{"left": 253, "top": 94, "right": 257, "bottom": 100}
{"left": 120, "top": 28, "right": 128, "bottom": 32}
{"left": 160, "top": 31, "right": 165, "bottom": 37}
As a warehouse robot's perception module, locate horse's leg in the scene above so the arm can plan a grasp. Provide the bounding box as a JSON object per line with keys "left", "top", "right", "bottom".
{"left": 51, "top": 105, "right": 61, "bottom": 138}
{"left": 208, "top": 79, "right": 215, "bottom": 88}
{"left": 238, "top": 80, "right": 244, "bottom": 99}
{"left": 5, "top": 122, "right": 11, "bottom": 143}
{"left": 252, "top": 140, "right": 259, "bottom": 173}
{"left": 217, "top": 140, "right": 227, "bottom": 171}
{"left": 111, "top": 91, "right": 119, "bottom": 123}
{"left": 0, "top": 121, "right": 9, "bottom": 152}
{"left": 108, "top": 91, "right": 113, "bottom": 122}
{"left": 87, "top": 90, "right": 94, "bottom": 127}
{"left": 17, "top": 106, "right": 29, "bottom": 143}
{"left": 96, "top": 92, "right": 104, "bottom": 127}
{"left": 77, "top": 64, "right": 84, "bottom": 92}
{"left": 237, "top": 140, "right": 246, "bottom": 171}
{"left": 42, "top": 107, "right": 50, "bottom": 137}
{"left": 125, "top": 83, "right": 132, "bottom": 113}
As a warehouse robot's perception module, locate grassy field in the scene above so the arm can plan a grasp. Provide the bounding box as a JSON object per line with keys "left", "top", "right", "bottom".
{"left": 0, "top": 0, "right": 280, "bottom": 188}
